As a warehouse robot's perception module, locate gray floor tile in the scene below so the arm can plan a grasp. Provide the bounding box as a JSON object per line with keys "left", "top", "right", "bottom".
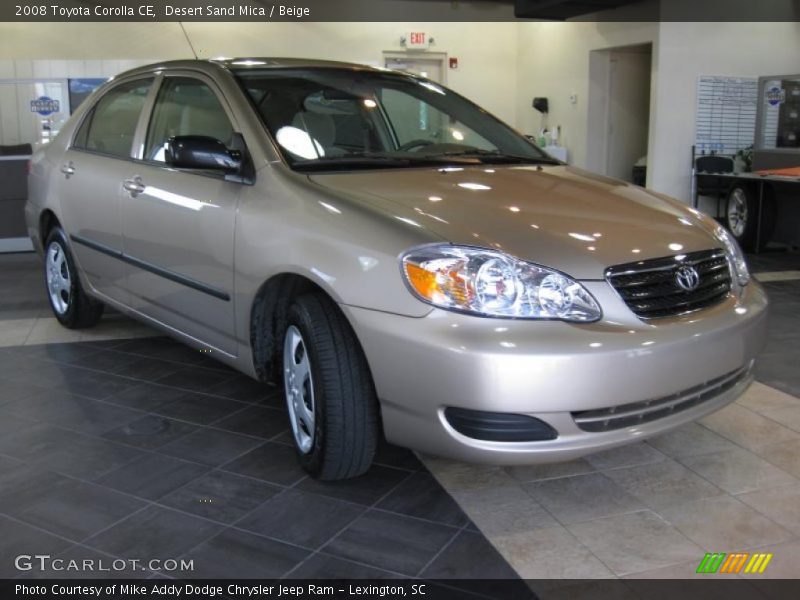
{"left": 152, "top": 391, "right": 246, "bottom": 426}
{"left": 210, "top": 405, "right": 289, "bottom": 440}
{"left": 4, "top": 388, "right": 142, "bottom": 435}
{"left": 290, "top": 554, "right": 397, "bottom": 579}
{"left": 737, "top": 483, "right": 800, "bottom": 536}
{"left": 158, "top": 427, "right": 264, "bottom": 467}
{"left": 737, "top": 539, "right": 800, "bottom": 579}
{"left": 204, "top": 375, "right": 274, "bottom": 403}
{"left": 154, "top": 366, "right": 237, "bottom": 394}
{"left": 324, "top": 510, "right": 455, "bottom": 576}
{"left": 679, "top": 447, "right": 798, "bottom": 494}
{"left": 0, "top": 516, "right": 73, "bottom": 578}
{"left": 186, "top": 528, "right": 309, "bottom": 579}
{"left": 104, "top": 382, "right": 193, "bottom": 412}
{"left": 760, "top": 405, "right": 800, "bottom": 434}
{"left": 159, "top": 471, "right": 281, "bottom": 524}
{"left": 17, "top": 479, "right": 146, "bottom": 540}
{"left": 568, "top": 511, "right": 704, "bottom": 576}
{"left": 603, "top": 459, "right": 725, "bottom": 510}
{"left": 752, "top": 438, "right": 800, "bottom": 478}
{"left": 0, "top": 463, "right": 75, "bottom": 516}
{"left": 110, "top": 355, "right": 185, "bottom": 382}
{"left": 524, "top": 472, "right": 646, "bottom": 524}
{"left": 648, "top": 422, "right": 740, "bottom": 458}
{"left": 376, "top": 472, "right": 469, "bottom": 527}
{"left": 420, "top": 530, "right": 523, "bottom": 583}
{"left": 737, "top": 382, "right": 800, "bottom": 414}
{"left": 0, "top": 377, "right": 48, "bottom": 406}
{"left": 96, "top": 453, "right": 209, "bottom": 500}
{"left": 700, "top": 404, "right": 800, "bottom": 450}
{"left": 493, "top": 526, "right": 614, "bottom": 579}
{"left": 659, "top": 495, "right": 793, "bottom": 551}
{"left": 102, "top": 415, "right": 198, "bottom": 450}
{"left": 84, "top": 505, "right": 222, "bottom": 560}
{"left": 29, "top": 545, "right": 164, "bottom": 579}
{"left": 237, "top": 488, "right": 363, "bottom": 549}
{"left": 221, "top": 442, "right": 306, "bottom": 486}
{"left": 584, "top": 443, "right": 667, "bottom": 470}
{"left": 504, "top": 459, "right": 596, "bottom": 482}
{"left": 0, "top": 422, "right": 144, "bottom": 479}
{"left": 296, "top": 465, "right": 410, "bottom": 506}
{"left": 373, "top": 440, "right": 423, "bottom": 471}
{"left": 449, "top": 483, "right": 558, "bottom": 536}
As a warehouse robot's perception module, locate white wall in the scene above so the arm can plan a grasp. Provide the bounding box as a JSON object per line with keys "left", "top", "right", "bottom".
{"left": 0, "top": 21, "right": 520, "bottom": 128}
{"left": 3, "top": 18, "right": 800, "bottom": 206}
{"left": 515, "top": 21, "right": 659, "bottom": 171}
{"left": 650, "top": 21, "right": 800, "bottom": 201}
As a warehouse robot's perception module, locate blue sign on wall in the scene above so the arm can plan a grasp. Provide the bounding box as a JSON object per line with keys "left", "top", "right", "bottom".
{"left": 30, "top": 96, "right": 60, "bottom": 116}
{"left": 765, "top": 86, "right": 785, "bottom": 107}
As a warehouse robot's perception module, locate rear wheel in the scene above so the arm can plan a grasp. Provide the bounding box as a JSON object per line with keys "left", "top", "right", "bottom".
{"left": 725, "top": 184, "right": 776, "bottom": 252}
{"left": 282, "top": 293, "right": 378, "bottom": 480}
{"left": 43, "top": 227, "right": 104, "bottom": 329}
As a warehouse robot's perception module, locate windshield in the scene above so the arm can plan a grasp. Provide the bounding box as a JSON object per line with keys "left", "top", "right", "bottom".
{"left": 235, "top": 68, "right": 556, "bottom": 171}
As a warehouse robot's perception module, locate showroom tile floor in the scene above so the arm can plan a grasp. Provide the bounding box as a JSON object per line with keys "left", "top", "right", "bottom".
{"left": 1, "top": 249, "right": 799, "bottom": 585}
{"left": 0, "top": 338, "right": 524, "bottom": 589}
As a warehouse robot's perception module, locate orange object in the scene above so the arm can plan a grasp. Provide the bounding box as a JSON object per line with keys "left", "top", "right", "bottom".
{"left": 755, "top": 166, "right": 800, "bottom": 177}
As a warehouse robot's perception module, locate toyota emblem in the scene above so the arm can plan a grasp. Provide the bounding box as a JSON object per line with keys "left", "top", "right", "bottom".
{"left": 675, "top": 265, "right": 700, "bottom": 291}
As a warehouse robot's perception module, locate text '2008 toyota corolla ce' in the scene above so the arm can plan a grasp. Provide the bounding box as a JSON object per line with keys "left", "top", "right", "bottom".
{"left": 26, "top": 58, "right": 767, "bottom": 480}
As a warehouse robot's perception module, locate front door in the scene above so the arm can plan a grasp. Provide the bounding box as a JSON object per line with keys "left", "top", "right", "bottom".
{"left": 57, "top": 77, "right": 154, "bottom": 302}
{"left": 121, "top": 74, "right": 241, "bottom": 355}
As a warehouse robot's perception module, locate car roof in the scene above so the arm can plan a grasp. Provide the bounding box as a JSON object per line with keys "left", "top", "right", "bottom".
{"left": 115, "top": 58, "right": 386, "bottom": 79}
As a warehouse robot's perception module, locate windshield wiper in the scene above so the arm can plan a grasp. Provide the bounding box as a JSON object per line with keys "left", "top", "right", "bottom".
{"left": 292, "top": 153, "right": 476, "bottom": 171}
{"left": 434, "top": 149, "right": 561, "bottom": 165}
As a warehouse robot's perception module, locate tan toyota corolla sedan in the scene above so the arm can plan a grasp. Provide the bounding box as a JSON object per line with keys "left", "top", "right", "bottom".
{"left": 26, "top": 59, "right": 767, "bottom": 480}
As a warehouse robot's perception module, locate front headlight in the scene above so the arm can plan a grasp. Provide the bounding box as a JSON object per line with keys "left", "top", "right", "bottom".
{"left": 715, "top": 225, "right": 750, "bottom": 286}
{"left": 401, "top": 245, "right": 601, "bottom": 321}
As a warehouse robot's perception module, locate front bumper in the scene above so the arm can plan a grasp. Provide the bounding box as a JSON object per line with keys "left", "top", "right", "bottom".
{"left": 343, "top": 281, "right": 768, "bottom": 464}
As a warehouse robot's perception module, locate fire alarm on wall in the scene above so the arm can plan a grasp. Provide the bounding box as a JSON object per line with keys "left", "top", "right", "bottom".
{"left": 449, "top": 57, "right": 458, "bottom": 69}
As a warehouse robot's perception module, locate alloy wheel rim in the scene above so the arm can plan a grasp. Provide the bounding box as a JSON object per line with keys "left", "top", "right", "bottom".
{"left": 727, "top": 189, "right": 748, "bottom": 238}
{"left": 46, "top": 241, "right": 71, "bottom": 315}
{"left": 283, "top": 325, "right": 315, "bottom": 454}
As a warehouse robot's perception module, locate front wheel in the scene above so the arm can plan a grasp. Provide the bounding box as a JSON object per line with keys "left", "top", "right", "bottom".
{"left": 282, "top": 293, "right": 378, "bottom": 480}
{"left": 43, "top": 227, "right": 104, "bottom": 329}
{"left": 725, "top": 184, "right": 776, "bottom": 252}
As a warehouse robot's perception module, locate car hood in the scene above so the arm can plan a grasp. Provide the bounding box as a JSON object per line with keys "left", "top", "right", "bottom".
{"left": 307, "top": 164, "right": 720, "bottom": 280}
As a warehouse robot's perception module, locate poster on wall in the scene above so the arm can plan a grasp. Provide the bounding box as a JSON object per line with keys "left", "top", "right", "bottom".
{"left": 0, "top": 80, "right": 69, "bottom": 149}
{"left": 694, "top": 75, "right": 758, "bottom": 156}
{"left": 68, "top": 78, "right": 108, "bottom": 113}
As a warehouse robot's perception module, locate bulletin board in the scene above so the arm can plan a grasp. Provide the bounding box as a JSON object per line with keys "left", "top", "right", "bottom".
{"left": 695, "top": 75, "right": 758, "bottom": 156}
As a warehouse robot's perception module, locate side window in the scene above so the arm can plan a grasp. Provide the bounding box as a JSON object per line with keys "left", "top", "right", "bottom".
{"left": 74, "top": 78, "right": 152, "bottom": 158}
{"left": 145, "top": 77, "right": 234, "bottom": 162}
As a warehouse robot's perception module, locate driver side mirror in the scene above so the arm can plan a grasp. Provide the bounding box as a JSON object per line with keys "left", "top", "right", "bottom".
{"left": 166, "top": 136, "right": 242, "bottom": 174}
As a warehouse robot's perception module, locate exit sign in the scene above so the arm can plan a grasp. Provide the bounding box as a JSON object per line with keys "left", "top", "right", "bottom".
{"left": 406, "top": 32, "right": 430, "bottom": 49}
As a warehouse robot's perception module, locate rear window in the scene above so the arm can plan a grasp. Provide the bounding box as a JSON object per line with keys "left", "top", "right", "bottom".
{"left": 74, "top": 78, "right": 153, "bottom": 158}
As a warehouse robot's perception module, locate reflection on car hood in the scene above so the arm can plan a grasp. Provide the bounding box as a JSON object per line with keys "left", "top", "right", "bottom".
{"left": 307, "top": 164, "right": 720, "bottom": 280}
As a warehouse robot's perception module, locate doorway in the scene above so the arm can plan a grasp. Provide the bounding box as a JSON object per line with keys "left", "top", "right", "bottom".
{"left": 586, "top": 44, "right": 652, "bottom": 184}
{"left": 383, "top": 54, "right": 445, "bottom": 84}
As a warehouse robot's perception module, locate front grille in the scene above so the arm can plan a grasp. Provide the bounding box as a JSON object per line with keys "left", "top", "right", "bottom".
{"left": 572, "top": 363, "right": 752, "bottom": 433}
{"left": 606, "top": 249, "right": 732, "bottom": 319}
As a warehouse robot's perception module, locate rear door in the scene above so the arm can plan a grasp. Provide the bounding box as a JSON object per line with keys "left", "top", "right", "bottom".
{"left": 57, "top": 77, "right": 154, "bottom": 302}
{"left": 121, "top": 73, "right": 241, "bottom": 355}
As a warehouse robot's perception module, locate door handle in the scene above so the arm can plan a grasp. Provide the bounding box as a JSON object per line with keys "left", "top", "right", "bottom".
{"left": 122, "top": 177, "right": 146, "bottom": 196}
{"left": 60, "top": 162, "right": 75, "bottom": 178}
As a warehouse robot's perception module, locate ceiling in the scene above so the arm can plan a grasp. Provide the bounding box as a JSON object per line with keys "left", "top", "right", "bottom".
{"left": 514, "top": 0, "right": 645, "bottom": 19}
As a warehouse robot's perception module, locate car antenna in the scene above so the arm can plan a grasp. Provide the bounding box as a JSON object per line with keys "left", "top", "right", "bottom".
{"left": 178, "top": 22, "right": 199, "bottom": 59}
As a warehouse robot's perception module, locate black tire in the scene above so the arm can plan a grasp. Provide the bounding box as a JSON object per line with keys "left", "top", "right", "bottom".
{"left": 283, "top": 293, "right": 378, "bottom": 480}
{"left": 725, "top": 184, "right": 776, "bottom": 252}
{"left": 43, "top": 227, "right": 104, "bottom": 329}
